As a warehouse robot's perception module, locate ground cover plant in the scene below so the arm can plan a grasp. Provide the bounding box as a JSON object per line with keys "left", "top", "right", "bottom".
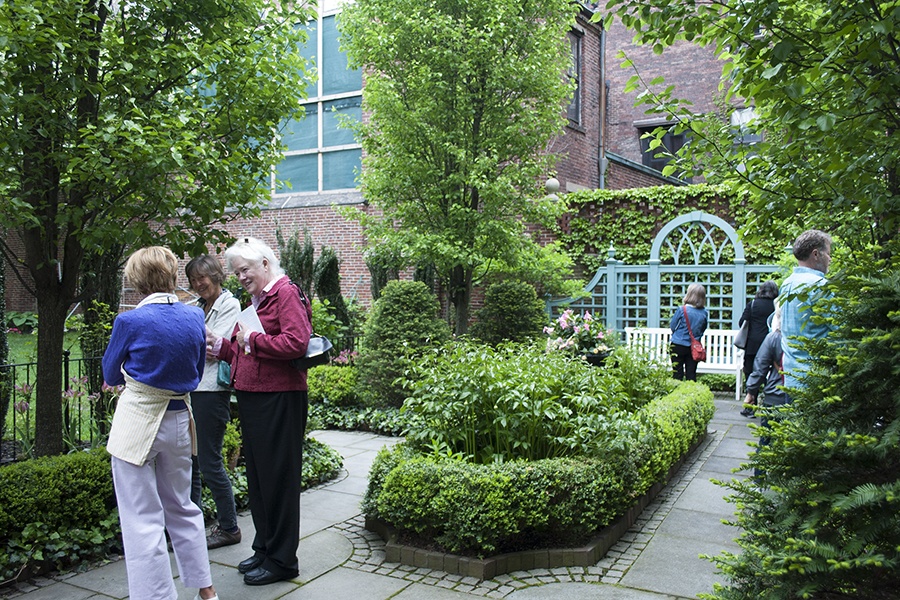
{"left": 364, "top": 341, "right": 714, "bottom": 556}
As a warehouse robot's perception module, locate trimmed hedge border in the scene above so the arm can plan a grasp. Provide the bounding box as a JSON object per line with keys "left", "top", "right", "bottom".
{"left": 365, "top": 432, "right": 706, "bottom": 580}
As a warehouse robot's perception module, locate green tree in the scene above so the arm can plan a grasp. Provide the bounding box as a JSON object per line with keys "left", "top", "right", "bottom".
{"left": 277, "top": 226, "right": 315, "bottom": 299}
{"left": 0, "top": 0, "right": 315, "bottom": 455}
{"left": 339, "top": 0, "right": 579, "bottom": 334}
{"left": 602, "top": 0, "right": 899, "bottom": 248}
{"left": 313, "top": 246, "right": 350, "bottom": 330}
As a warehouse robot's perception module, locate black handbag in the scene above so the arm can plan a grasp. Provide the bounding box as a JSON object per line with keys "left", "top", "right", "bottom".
{"left": 291, "top": 335, "right": 333, "bottom": 370}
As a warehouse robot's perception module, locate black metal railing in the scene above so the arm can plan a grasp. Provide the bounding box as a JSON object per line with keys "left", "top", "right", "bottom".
{"left": 1, "top": 335, "right": 362, "bottom": 464}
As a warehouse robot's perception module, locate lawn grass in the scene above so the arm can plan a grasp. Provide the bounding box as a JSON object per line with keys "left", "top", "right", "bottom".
{"left": 5, "top": 332, "right": 84, "bottom": 366}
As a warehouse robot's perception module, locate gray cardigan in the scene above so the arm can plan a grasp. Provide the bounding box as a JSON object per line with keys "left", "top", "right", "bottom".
{"left": 746, "top": 330, "right": 789, "bottom": 407}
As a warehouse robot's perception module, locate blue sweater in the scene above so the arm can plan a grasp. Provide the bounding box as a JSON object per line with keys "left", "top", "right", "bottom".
{"left": 102, "top": 302, "right": 206, "bottom": 394}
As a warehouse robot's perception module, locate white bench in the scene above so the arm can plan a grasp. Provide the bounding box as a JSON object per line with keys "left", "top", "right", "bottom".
{"left": 624, "top": 327, "right": 743, "bottom": 402}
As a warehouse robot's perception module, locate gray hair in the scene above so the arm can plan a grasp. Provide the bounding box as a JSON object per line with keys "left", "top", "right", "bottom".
{"left": 223, "top": 237, "right": 285, "bottom": 277}
{"left": 792, "top": 229, "right": 831, "bottom": 261}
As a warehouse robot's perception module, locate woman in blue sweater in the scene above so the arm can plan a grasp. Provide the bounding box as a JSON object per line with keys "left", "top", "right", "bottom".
{"left": 669, "top": 283, "right": 709, "bottom": 381}
{"left": 102, "top": 247, "right": 218, "bottom": 600}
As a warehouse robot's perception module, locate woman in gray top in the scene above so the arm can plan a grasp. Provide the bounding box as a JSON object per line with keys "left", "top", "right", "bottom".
{"left": 187, "top": 255, "right": 242, "bottom": 549}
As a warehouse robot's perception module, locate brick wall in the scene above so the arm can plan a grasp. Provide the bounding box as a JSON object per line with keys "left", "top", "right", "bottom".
{"left": 603, "top": 16, "right": 725, "bottom": 165}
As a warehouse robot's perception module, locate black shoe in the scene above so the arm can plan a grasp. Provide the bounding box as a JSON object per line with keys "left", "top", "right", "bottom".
{"left": 238, "top": 556, "right": 263, "bottom": 574}
{"left": 243, "top": 566, "right": 297, "bottom": 586}
{"left": 740, "top": 406, "right": 755, "bottom": 417}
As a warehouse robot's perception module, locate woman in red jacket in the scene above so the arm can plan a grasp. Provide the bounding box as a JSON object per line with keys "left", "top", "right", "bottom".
{"left": 206, "top": 237, "right": 312, "bottom": 586}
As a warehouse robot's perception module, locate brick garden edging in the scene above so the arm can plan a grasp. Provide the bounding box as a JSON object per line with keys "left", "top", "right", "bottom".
{"left": 365, "top": 433, "right": 707, "bottom": 581}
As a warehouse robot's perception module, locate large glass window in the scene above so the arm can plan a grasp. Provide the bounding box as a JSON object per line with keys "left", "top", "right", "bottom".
{"left": 638, "top": 125, "right": 688, "bottom": 173}
{"left": 275, "top": 12, "right": 363, "bottom": 194}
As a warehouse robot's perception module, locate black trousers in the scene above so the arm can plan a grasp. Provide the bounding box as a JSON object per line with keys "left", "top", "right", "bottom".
{"left": 237, "top": 390, "right": 308, "bottom": 577}
{"left": 670, "top": 342, "right": 698, "bottom": 381}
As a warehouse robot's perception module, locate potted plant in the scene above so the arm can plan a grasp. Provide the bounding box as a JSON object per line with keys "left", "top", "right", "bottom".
{"left": 544, "top": 309, "right": 616, "bottom": 366}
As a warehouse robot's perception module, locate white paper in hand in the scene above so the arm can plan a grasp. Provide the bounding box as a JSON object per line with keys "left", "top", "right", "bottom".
{"left": 238, "top": 305, "right": 266, "bottom": 334}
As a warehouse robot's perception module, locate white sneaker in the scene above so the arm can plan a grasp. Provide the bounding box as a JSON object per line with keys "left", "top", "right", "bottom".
{"left": 194, "top": 595, "right": 219, "bottom": 600}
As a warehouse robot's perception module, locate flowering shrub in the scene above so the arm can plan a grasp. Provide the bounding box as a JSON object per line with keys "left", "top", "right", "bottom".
{"left": 544, "top": 309, "right": 617, "bottom": 356}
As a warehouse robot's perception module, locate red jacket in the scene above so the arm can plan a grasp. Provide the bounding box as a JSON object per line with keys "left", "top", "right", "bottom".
{"left": 219, "top": 276, "right": 312, "bottom": 392}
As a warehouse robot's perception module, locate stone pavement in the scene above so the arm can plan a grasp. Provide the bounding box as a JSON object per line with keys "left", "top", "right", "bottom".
{"left": 2, "top": 394, "right": 755, "bottom": 599}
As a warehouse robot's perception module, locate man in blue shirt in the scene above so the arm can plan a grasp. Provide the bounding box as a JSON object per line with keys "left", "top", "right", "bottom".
{"left": 780, "top": 229, "right": 833, "bottom": 394}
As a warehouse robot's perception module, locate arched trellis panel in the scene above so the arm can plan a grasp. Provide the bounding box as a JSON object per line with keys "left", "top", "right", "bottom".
{"left": 548, "top": 211, "right": 782, "bottom": 331}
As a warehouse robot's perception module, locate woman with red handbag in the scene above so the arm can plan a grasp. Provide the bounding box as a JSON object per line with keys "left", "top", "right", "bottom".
{"left": 669, "top": 283, "right": 709, "bottom": 381}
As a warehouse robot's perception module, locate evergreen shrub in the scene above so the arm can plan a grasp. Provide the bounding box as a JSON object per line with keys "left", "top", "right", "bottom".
{"left": 468, "top": 280, "right": 548, "bottom": 345}
{"left": 308, "top": 364, "right": 359, "bottom": 407}
{"left": 355, "top": 280, "right": 450, "bottom": 408}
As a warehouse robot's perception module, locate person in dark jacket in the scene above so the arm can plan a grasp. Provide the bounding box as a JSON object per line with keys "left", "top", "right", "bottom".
{"left": 206, "top": 237, "right": 312, "bottom": 587}
{"left": 738, "top": 280, "right": 778, "bottom": 416}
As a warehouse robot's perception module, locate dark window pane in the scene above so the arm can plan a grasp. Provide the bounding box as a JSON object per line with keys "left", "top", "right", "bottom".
{"left": 323, "top": 15, "right": 362, "bottom": 95}
{"left": 276, "top": 154, "right": 318, "bottom": 193}
{"left": 323, "top": 97, "right": 361, "bottom": 146}
{"left": 323, "top": 149, "right": 360, "bottom": 190}
{"left": 567, "top": 32, "right": 582, "bottom": 124}
{"left": 282, "top": 104, "right": 319, "bottom": 151}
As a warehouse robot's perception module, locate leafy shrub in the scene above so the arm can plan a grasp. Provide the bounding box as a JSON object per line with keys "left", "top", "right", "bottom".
{"left": 0, "top": 448, "right": 118, "bottom": 581}
{"left": 308, "top": 364, "right": 358, "bottom": 407}
{"left": 5, "top": 311, "right": 38, "bottom": 334}
{"left": 402, "top": 340, "right": 665, "bottom": 463}
{"left": 301, "top": 436, "right": 344, "bottom": 488}
{"left": 697, "top": 372, "right": 734, "bottom": 392}
{"left": 365, "top": 381, "right": 713, "bottom": 557}
{"left": 308, "top": 402, "right": 413, "bottom": 437}
{"left": 355, "top": 280, "right": 450, "bottom": 408}
{"left": 468, "top": 280, "right": 548, "bottom": 345}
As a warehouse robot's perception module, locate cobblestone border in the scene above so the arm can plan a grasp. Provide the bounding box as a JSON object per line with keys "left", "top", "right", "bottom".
{"left": 332, "top": 428, "right": 726, "bottom": 597}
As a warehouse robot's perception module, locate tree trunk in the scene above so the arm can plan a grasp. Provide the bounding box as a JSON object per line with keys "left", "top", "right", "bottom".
{"left": 33, "top": 295, "right": 67, "bottom": 457}
{"left": 449, "top": 265, "right": 473, "bottom": 336}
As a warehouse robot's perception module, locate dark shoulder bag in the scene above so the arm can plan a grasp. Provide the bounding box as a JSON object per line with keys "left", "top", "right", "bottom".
{"left": 289, "top": 283, "right": 333, "bottom": 370}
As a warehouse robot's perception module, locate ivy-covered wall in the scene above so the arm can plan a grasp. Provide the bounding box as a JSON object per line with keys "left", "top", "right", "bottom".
{"left": 556, "top": 184, "right": 787, "bottom": 275}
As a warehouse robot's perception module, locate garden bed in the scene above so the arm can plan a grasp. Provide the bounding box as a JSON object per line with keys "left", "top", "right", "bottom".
{"left": 365, "top": 433, "right": 706, "bottom": 580}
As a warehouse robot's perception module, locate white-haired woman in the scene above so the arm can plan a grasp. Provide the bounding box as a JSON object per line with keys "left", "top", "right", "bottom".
{"left": 205, "top": 237, "right": 311, "bottom": 587}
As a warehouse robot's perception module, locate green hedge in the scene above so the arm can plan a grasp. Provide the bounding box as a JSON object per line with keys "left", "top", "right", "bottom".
{"left": 363, "top": 381, "right": 714, "bottom": 557}
{"left": 0, "top": 449, "right": 119, "bottom": 581}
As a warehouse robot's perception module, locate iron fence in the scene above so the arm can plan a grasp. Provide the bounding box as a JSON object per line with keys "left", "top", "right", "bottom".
{"left": 1, "top": 335, "right": 362, "bottom": 464}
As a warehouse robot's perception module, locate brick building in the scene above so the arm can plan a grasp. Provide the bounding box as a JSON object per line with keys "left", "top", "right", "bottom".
{"left": 3, "top": 5, "right": 733, "bottom": 315}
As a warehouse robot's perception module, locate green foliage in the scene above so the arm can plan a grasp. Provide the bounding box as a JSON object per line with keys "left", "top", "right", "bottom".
{"left": 601, "top": 0, "right": 898, "bottom": 249}
{"left": 697, "top": 373, "right": 735, "bottom": 393}
{"left": 277, "top": 226, "right": 316, "bottom": 299}
{"left": 301, "top": 436, "right": 344, "bottom": 488}
{"left": 0, "top": 449, "right": 115, "bottom": 541}
{"left": 558, "top": 184, "right": 785, "bottom": 274}
{"left": 0, "top": 261, "right": 8, "bottom": 439}
{"left": 222, "top": 275, "right": 251, "bottom": 309}
{"left": 365, "top": 381, "right": 713, "bottom": 557}
{"left": 0, "top": 0, "right": 316, "bottom": 456}
{"left": 339, "top": 0, "right": 579, "bottom": 334}
{"left": 310, "top": 298, "right": 348, "bottom": 342}
{"left": 313, "top": 246, "right": 351, "bottom": 329}
{"left": 468, "top": 281, "right": 548, "bottom": 345}
{"left": 402, "top": 340, "right": 673, "bottom": 464}
{"left": 5, "top": 312, "right": 38, "bottom": 334}
{"left": 705, "top": 245, "right": 900, "bottom": 599}
{"left": 308, "top": 403, "right": 412, "bottom": 437}
{"left": 364, "top": 246, "right": 402, "bottom": 302}
{"left": 308, "top": 364, "right": 359, "bottom": 407}
{"left": 355, "top": 281, "right": 451, "bottom": 408}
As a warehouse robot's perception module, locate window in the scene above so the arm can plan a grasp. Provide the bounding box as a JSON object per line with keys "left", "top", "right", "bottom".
{"left": 566, "top": 31, "right": 582, "bottom": 125}
{"left": 274, "top": 12, "right": 363, "bottom": 195}
{"left": 638, "top": 124, "right": 688, "bottom": 173}
{"left": 730, "top": 107, "right": 762, "bottom": 145}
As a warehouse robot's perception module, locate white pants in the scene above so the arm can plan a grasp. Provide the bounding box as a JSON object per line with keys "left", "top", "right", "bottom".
{"left": 111, "top": 410, "right": 212, "bottom": 600}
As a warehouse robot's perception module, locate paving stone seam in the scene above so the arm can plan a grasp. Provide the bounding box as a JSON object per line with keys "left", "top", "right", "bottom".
{"left": 330, "top": 427, "right": 727, "bottom": 597}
